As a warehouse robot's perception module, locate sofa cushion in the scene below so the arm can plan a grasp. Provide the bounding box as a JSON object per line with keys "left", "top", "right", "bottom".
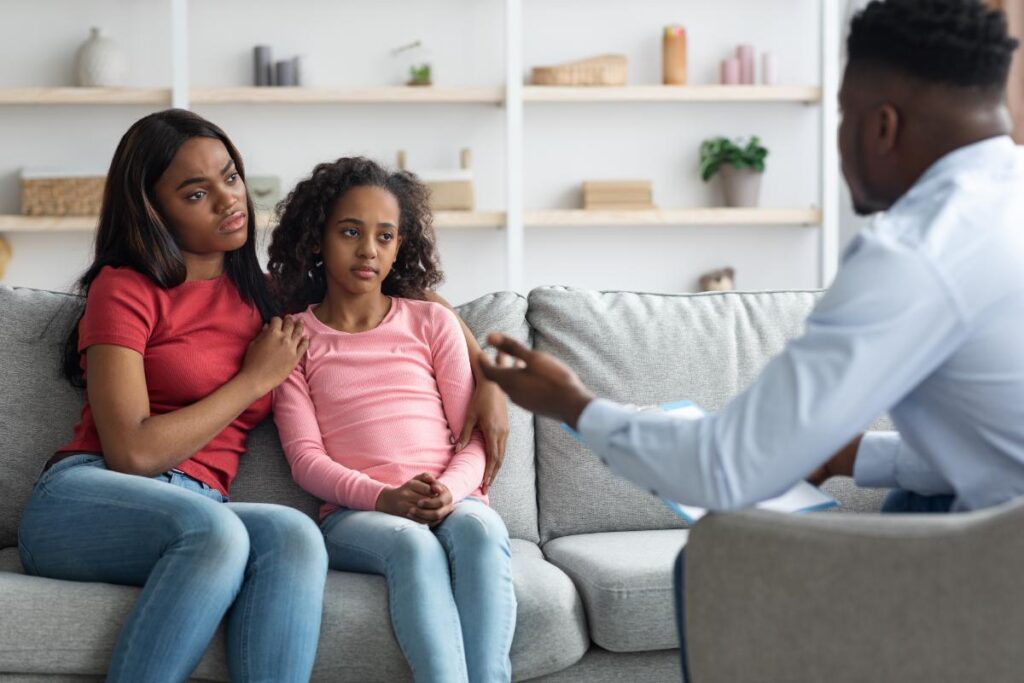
{"left": 0, "top": 286, "right": 86, "bottom": 549}
{"left": 543, "top": 529, "right": 688, "bottom": 653}
{"left": 0, "top": 539, "right": 586, "bottom": 681}
{"left": 0, "top": 286, "right": 538, "bottom": 545}
{"left": 528, "top": 287, "right": 892, "bottom": 542}
{"left": 453, "top": 292, "right": 538, "bottom": 543}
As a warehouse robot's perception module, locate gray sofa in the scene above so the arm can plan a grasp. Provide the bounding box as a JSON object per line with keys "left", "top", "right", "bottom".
{"left": 2, "top": 284, "right": 1019, "bottom": 682}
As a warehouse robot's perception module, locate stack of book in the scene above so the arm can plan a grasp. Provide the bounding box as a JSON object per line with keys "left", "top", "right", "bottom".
{"left": 582, "top": 180, "right": 654, "bottom": 210}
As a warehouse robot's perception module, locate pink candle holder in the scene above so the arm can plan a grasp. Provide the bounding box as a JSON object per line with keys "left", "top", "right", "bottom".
{"left": 720, "top": 57, "right": 740, "bottom": 85}
{"left": 736, "top": 44, "right": 755, "bottom": 85}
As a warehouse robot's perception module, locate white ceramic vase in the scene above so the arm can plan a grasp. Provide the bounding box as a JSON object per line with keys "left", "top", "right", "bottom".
{"left": 75, "top": 27, "right": 127, "bottom": 87}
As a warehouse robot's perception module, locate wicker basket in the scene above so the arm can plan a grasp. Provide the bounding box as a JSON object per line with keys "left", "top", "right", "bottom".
{"left": 20, "top": 172, "right": 105, "bottom": 216}
{"left": 531, "top": 54, "right": 627, "bottom": 86}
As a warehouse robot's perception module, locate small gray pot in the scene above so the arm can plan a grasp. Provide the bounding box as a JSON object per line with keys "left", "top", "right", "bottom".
{"left": 718, "top": 165, "right": 763, "bottom": 208}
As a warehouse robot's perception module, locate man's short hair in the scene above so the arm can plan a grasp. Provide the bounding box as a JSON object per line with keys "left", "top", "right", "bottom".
{"left": 848, "top": 0, "right": 1019, "bottom": 90}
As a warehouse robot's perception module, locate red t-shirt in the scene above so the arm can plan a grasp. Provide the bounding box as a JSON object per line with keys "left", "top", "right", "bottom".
{"left": 56, "top": 266, "right": 272, "bottom": 495}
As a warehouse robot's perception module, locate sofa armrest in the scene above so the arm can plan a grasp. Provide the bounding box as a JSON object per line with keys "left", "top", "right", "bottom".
{"left": 683, "top": 499, "right": 1024, "bottom": 683}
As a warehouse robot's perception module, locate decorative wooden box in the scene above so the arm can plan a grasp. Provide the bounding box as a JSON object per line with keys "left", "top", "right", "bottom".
{"left": 20, "top": 169, "right": 106, "bottom": 216}
{"left": 531, "top": 54, "right": 627, "bottom": 86}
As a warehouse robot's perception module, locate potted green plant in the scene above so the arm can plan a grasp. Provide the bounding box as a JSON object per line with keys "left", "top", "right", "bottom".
{"left": 408, "top": 63, "right": 433, "bottom": 86}
{"left": 699, "top": 136, "right": 768, "bottom": 208}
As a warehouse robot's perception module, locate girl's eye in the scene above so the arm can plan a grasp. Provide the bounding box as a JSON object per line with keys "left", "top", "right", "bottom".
{"left": 226, "top": 173, "right": 239, "bottom": 184}
{"left": 187, "top": 190, "right": 207, "bottom": 202}
{"left": 379, "top": 233, "right": 394, "bottom": 242}
{"left": 342, "top": 228, "right": 359, "bottom": 238}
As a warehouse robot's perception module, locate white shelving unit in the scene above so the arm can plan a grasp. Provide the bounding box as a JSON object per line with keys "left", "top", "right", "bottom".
{"left": 0, "top": 0, "right": 842, "bottom": 291}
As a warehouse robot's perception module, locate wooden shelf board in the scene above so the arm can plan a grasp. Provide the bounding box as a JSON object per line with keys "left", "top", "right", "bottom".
{"left": 0, "top": 212, "right": 506, "bottom": 233}
{"left": 190, "top": 87, "right": 505, "bottom": 105}
{"left": 524, "top": 208, "right": 822, "bottom": 226}
{"left": 523, "top": 85, "right": 821, "bottom": 103}
{"left": 0, "top": 87, "right": 172, "bottom": 105}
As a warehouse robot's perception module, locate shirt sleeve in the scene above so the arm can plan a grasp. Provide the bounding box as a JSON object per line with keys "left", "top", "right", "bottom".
{"left": 273, "top": 357, "right": 389, "bottom": 511}
{"left": 78, "top": 267, "right": 157, "bottom": 354}
{"left": 576, "top": 231, "right": 966, "bottom": 510}
{"left": 854, "top": 431, "right": 955, "bottom": 495}
{"left": 428, "top": 305, "right": 486, "bottom": 502}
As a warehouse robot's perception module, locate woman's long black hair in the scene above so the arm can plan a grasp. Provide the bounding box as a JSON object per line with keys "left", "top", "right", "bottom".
{"left": 62, "top": 109, "right": 276, "bottom": 386}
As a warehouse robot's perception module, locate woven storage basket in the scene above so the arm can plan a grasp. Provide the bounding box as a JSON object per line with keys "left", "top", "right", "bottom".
{"left": 531, "top": 54, "right": 627, "bottom": 86}
{"left": 20, "top": 173, "right": 105, "bottom": 216}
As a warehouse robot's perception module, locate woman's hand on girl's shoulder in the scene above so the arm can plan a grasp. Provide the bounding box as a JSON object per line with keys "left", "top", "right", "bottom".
{"left": 459, "top": 378, "right": 509, "bottom": 494}
{"left": 239, "top": 316, "right": 309, "bottom": 397}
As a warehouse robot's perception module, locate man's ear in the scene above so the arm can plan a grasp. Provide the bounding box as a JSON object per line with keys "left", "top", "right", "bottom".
{"left": 875, "top": 103, "right": 900, "bottom": 155}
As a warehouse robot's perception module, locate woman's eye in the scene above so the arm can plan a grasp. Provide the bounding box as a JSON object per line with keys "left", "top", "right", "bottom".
{"left": 187, "top": 190, "right": 207, "bottom": 201}
{"left": 226, "top": 173, "right": 239, "bottom": 183}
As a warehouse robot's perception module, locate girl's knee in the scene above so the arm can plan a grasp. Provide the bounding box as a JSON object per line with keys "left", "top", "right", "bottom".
{"left": 443, "top": 505, "right": 510, "bottom": 548}
{"left": 389, "top": 522, "right": 446, "bottom": 566}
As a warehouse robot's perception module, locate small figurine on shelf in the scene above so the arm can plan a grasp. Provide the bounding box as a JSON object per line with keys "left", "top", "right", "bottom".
{"left": 699, "top": 267, "right": 736, "bottom": 292}
{"left": 699, "top": 136, "right": 768, "bottom": 208}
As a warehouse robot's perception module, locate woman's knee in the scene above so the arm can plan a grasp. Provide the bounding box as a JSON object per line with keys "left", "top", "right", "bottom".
{"left": 266, "top": 507, "right": 328, "bottom": 570}
{"left": 175, "top": 502, "right": 250, "bottom": 573}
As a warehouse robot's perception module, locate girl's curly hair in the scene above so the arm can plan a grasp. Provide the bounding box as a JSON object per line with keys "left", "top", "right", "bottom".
{"left": 267, "top": 157, "right": 444, "bottom": 313}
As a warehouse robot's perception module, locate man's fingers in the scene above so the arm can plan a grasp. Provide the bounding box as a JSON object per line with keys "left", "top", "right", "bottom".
{"left": 486, "top": 333, "right": 534, "bottom": 364}
{"left": 478, "top": 353, "right": 520, "bottom": 386}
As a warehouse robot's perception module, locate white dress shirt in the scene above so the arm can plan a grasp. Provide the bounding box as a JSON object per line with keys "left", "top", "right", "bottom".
{"left": 578, "top": 136, "right": 1024, "bottom": 512}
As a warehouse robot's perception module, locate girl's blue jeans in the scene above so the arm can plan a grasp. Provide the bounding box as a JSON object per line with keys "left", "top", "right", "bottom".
{"left": 321, "top": 497, "right": 517, "bottom": 683}
{"left": 17, "top": 454, "right": 328, "bottom": 683}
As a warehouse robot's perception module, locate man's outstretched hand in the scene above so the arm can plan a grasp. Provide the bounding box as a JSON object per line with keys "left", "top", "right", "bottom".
{"left": 478, "top": 333, "right": 595, "bottom": 429}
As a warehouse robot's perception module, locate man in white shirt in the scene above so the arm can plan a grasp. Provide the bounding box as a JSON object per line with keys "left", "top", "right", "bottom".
{"left": 480, "top": 0, "right": 1023, "bottom": 678}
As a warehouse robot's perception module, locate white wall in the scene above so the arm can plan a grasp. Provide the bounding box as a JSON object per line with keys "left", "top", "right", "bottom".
{"left": 0, "top": 0, "right": 831, "bottom": 304}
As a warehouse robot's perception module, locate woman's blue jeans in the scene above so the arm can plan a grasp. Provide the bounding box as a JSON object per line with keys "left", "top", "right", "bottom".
{"left": 321, "top": 498, "right": 517, "bottom": 683}
{"left": 17, "top": 454, "right": 328, "bottom": 683}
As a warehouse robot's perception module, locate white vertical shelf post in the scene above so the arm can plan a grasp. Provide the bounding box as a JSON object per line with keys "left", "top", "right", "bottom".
{"left": 820, "top": 0, "right": 841, "bottom": 287}
{"left": 504, "top": 0, "right": 524, "bottom": 293}
{"left": 170, "top": 0, "right": 189, "bottom": 110}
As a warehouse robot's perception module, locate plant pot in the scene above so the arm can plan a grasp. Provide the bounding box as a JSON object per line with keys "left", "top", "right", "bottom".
{"left": 718, "top": 166, "right": 762, "bottom": 208}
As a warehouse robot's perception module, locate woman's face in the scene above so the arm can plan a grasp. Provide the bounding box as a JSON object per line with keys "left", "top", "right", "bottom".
{"left": 318, "top": 185, "right": 403, "bottom": 297}
{"left": 153, "top": 136, "right": 249, "bottom": 258}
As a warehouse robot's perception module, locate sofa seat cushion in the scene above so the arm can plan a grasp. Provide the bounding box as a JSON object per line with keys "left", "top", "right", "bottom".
{"left": 543, "top": 529, "right": 688, "bottom": 653}
{"left": 0, "top": 539, "right": 587, "bottom": 681}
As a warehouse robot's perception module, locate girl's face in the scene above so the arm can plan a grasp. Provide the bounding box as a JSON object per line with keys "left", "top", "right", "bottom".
{"left": 318, "top": 185, "right": 403, "bottom": 297}
{"left": 153, "top": 136, "right": 249, "bottom": 258}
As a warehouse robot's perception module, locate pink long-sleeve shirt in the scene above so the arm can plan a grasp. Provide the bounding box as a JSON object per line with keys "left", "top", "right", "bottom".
{"left": 272, "top": 298, "right": 487, "bottom": 520}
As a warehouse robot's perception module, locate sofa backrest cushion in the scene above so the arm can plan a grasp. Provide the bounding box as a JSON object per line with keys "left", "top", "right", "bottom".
{"left": 529, "top": 287, "right": 846, "bottom": 543}
{"left": 0, "top": 286, "right": 86, "bottom": 549}
{"left": 0, "top": 286, "right": 538, "bottom": 547}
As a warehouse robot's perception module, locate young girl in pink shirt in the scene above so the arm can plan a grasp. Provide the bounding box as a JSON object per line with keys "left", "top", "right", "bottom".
{"left": 267, "top": 157, "right": 516, "bottom": 683}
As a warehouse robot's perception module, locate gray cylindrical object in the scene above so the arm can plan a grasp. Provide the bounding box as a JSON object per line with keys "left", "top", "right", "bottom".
{"left": 291, "top": 56, "right": 303, "bottom": 87}
{"left": 718, "top": 166, "right": 763, "bottom": 208}
{"left": 254, "top": 45, "right": 273, "bottom": 86}
{"left": 275, "top": 59, "right": 296, "bottom": 87}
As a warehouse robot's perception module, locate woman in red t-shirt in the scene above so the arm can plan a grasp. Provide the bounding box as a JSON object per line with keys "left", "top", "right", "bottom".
{"left": 16, "top": 110, "right": 327, "bottom": 682}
